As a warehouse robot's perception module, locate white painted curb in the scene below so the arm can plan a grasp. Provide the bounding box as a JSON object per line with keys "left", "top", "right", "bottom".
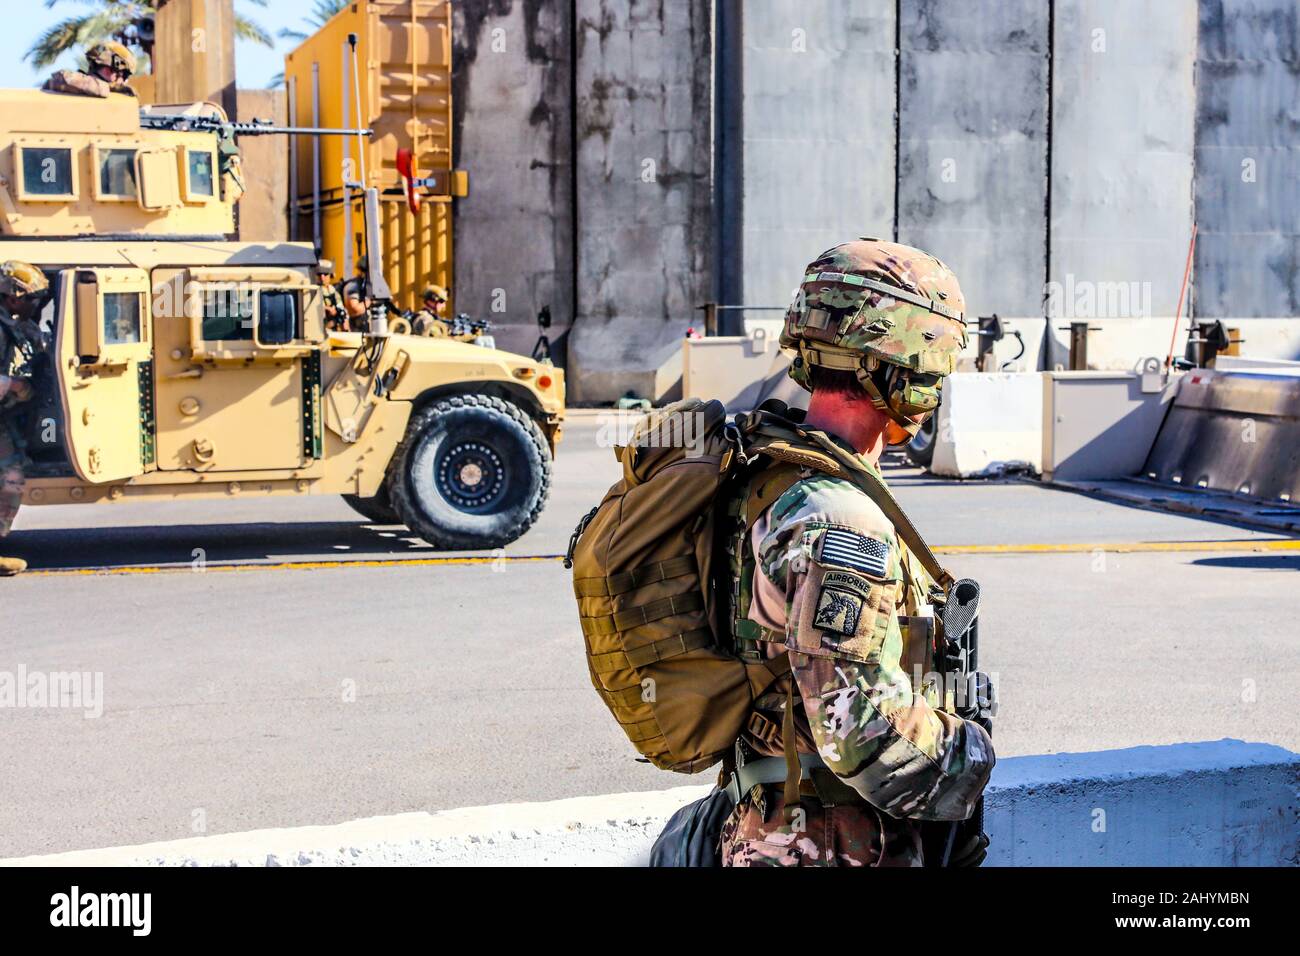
{"left": 4, "top": 740, "right": 1295, "bottom": 867}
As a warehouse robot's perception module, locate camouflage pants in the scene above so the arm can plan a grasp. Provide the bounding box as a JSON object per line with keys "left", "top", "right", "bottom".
{"left": 0, "top": 422, "right": 24, "bottom": 536}
{"left": 720, "top": 785, "right": 923, "bottom": 867}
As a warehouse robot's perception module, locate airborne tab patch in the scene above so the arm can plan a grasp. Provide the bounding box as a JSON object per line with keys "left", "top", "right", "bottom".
{"left": 819, "top": 528, "right": 890, "bottom": 578}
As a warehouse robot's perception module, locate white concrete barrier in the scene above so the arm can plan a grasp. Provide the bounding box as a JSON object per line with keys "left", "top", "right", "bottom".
{"left": 931, "top": 372, "right": 1043, "bottom": 478}
{"left": 5, "top": 740, "right": 1295, "bottom": 867}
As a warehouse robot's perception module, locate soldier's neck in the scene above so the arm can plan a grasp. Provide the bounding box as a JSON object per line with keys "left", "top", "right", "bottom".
{"left": 804, "top": 391, "right": 887, "bottom": 466}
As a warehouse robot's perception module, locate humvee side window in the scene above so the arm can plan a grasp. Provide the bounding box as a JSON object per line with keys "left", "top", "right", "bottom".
{"left": 201, "top": 286, "right": 254, "bottom": 341}
{"left": 186, "top": 150, "right": 215, "bottom": 199}
{"left": 20, "top": 146, "right": 75, "bottom": 199}
{"left": 102, "top": 292, "right": 142, "bottom": 345}
{"left": 259, "top": 290, "right": 300, "bottom": 345}
{"left": 99, "top": 148, "right": 138, "bottom": 199}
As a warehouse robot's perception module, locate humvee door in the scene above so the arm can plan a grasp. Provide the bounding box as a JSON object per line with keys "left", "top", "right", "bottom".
{"left": 151, "top": 267, "right": 325, "bottom": 472}
{"left": 54, "top": 268, "right": 154, "bottom": 483}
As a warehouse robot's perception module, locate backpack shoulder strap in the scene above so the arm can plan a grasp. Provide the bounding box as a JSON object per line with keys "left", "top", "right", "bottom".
{"left": 739, "top": 412, "right": 954, "bottom": 590}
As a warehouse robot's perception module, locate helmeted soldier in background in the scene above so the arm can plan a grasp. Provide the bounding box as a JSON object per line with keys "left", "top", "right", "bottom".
{"left": 44, "top": 41, "right": 138, "bottom": 99}
{"left": 720, "top": 238, "right": 994, "bottom": 865}
{"left": 316, "top": 260, "right": 346, "bottom": 331}
{"left": 341, "top": 260, "right": 371, "bottom": 331}
{"left": 0, "top": 261, "right": 51, "bottom": 576}
{"left": 411, "top": 284, "right": 450, "bottom": 337}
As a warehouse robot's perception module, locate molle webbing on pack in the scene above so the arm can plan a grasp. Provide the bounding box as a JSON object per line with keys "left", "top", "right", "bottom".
{"left": 570, "top": 398, "right": 792, "bottom": 774}
{"left": 569, "top": 399, "right": 953, "bottom": 776}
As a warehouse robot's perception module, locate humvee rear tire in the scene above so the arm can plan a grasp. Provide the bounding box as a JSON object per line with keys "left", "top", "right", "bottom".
{"left": 342, "top": 487, "right": 401, "bottom": 525}
{"left": 389, "top": 394, "right": 551, "bottom": 550}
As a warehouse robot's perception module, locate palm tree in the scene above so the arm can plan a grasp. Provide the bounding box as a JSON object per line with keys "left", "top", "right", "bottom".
{"left": 278, "top": 0, "right": 349, "bottom": 44}
{"left": 26, "top": 0, "right": 273, "bottom": 74}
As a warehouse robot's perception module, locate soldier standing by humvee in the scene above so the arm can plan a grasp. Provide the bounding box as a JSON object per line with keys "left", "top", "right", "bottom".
{"left": 0, "top": 261, "right": 51, "bottom": 576}
{"left": 316, "top": 260, "right": 347, "bottom": 331}
{"left": 341, "top": 260, "right": 371, "bottom": 331}
{"left": 43, "top": 41, "right": 137, "bottom": 99}
{"left": 411, "top": 284, "right": 450, "bottom": 337}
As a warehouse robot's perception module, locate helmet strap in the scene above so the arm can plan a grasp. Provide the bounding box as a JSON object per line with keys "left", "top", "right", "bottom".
{"left": 853, "top": 362, "right": 924, "bottom": 438}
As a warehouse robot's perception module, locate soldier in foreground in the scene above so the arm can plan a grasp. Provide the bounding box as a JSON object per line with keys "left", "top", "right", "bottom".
{"left": 0, "top": 261, "right": 51, "bottom": 576}
{"left": 43, "top": 41, "right": 137, "bottom": 98}
{"left": 571, "top": 238, "right": 995, "bottom": 867}
{"left": 718, "top": 239, "right": 994, "bottom": 865}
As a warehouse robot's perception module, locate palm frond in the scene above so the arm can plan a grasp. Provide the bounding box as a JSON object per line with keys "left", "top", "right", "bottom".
{"left": 25, "top": 15, "right": 92, "bottom": 68}
{"left": 233, "top": 13, "right": 273, "bottom": 48}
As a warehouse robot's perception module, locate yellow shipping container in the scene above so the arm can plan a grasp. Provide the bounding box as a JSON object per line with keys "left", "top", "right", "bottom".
{"left": 283, "top": 0, "right": 465, "bottom": 313}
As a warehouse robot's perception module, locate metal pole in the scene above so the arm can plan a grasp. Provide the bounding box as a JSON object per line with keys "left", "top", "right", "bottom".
{"left": 311, "top": 62, "right": 322, "bottom": 253}
{"left": 1068, "top": 321, "right": 1089, "bottom": 371}
{"left": 349, "top": 34, "right": 368, "bottom": 188}
{"left": 341, "top": 40, "right": 354, "bottom": 280}
{"left": 287, "top": 75, "right": 298, "bottom": 242}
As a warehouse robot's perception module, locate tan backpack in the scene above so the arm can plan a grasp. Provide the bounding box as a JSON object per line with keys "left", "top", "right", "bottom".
{"left": 566, "top": 398, "right": 954, "bottom": 774}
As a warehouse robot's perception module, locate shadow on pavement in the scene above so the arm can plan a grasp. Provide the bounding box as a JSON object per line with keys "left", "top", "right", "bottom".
{"left": 1190, "top": 554, "right": 1299, "bottom": 571}
{"left": 3, "top": 521, "right": 460, "bottom": 570}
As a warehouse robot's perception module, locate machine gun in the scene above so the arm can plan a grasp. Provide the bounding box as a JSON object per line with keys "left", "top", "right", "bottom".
{"left": 449, "top": 313, "right": 491, "bottom": 339}
{"left": 138, "top": 112, "right": 374, "bottom": 140}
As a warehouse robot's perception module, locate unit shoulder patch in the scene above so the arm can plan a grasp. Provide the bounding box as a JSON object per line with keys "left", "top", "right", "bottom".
{"left": 813, "top": 585, "right": 863, "bottom": 635}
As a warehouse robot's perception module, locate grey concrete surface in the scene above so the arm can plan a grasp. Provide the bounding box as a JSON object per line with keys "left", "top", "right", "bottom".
{"left": 0, "top": 410, "right": 1295, "bottom": 856}
{"left": 1195, "top": 0, "right": 1300, "bottom": 318}
{"left": 742, "top": 0, "right": 896, "bottom": 313}
{"left": 899, "top": 0, "right": 1049, "bottom": 317}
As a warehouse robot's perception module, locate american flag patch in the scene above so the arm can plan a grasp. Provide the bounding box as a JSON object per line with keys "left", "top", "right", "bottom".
{"left": 819, "top": 528, "right": 890, "bottom": 578}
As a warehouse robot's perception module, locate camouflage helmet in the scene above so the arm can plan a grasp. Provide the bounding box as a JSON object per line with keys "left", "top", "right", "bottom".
{"left": 86, "top": 40, "right": 137, "bottom": 78}
{"left": 0, "top": 260, "right": 50, "bottom": 300}
{"left": 780, "top": 238, "right": 968, "bottom": 435}
{"left": 422, "top": 284, "right": 448, "bottom": 303}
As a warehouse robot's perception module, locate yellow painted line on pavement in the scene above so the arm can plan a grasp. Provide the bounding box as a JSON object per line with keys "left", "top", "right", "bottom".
{"left": 19, "top": 538, "right": 1299, "bottom": 577}
{"left": 934, "top": 539, "right": 1300, "bottom": 555}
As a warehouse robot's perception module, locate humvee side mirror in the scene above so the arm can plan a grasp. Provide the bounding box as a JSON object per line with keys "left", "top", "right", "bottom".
{"left": 75, "top": 270, "right": 100, "bottom": 362}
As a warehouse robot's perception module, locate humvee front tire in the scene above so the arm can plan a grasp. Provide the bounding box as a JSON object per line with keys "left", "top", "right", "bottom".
{"left": 389, "top": 394, "right": 552, "bottom": 550}
{"left": 342, "top": 486, "right": 401, "bottom": 525}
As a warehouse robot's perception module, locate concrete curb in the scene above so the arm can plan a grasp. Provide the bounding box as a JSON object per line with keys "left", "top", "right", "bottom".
{"left": 5, "top": 740, "right": 1296, "bottom": 867}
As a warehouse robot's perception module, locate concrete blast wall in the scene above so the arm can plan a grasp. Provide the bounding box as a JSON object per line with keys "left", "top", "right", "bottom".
{"left": 450, "top": 0, "right": 1300, "bottom": 401}
{"left": 899, "top": 0, "right": 1050, "bottom": 320}
{"left": 740, "top": 1, "right": 896, "bottom": 317}
{"left": 1194, "top": 0, "right": 1300, "bottom": 319}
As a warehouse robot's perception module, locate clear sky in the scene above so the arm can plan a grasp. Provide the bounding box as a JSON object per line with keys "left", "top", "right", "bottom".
{"left": 0, "top": 2, "right": 322, "bottom": 91}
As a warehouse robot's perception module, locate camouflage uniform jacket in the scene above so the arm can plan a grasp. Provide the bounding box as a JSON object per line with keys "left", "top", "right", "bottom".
{"left": 42, "top": 70, "right": 134, "bottom": 99}
{"left": 0, "top": 311, "right": 37, "bottom": 412}
{"left": 411, "top": 308, "right": 450, "bottom": 337}
{"left": 321, "top": 284, "right": 346, "bottom": 329}
{"left": 720, "top": 456, "right": 994, "bottom": 866}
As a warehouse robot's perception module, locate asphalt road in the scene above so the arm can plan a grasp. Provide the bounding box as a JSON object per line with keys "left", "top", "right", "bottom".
{"left": 1, "top": 411, "right": 1296, "bottom": 856}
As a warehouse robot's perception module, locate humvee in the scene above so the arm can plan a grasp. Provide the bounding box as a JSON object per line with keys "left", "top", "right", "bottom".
{"left": 1, "top": 90, "right": 563, "bottom": 550}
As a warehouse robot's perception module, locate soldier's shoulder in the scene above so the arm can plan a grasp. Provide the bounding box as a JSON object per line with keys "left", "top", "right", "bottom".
{"left": 767, "top": 471, "right": 893, "bottom": 538}
{"left": 44, "top": 70, "right": 109, "bottom": 97}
